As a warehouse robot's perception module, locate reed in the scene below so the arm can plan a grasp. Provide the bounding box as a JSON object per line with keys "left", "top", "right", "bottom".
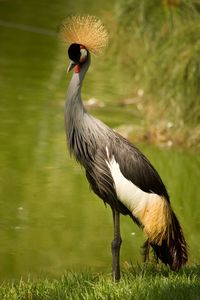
{"left": 113, "top": 0, "right": 200, "bottom": 126}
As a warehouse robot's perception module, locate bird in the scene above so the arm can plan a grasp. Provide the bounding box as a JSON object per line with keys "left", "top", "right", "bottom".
{"left": 59, "top": 15, "right": 188, "bottom": 282}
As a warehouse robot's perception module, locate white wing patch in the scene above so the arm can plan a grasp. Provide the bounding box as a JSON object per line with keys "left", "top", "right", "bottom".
{"left": 106, "top": 149, "right": 160, "bottom": 215}
{"left": 106, "top": 147, "right": 169, "bottom": 243}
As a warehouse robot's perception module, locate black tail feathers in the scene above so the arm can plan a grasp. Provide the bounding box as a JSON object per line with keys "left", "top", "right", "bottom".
{"left": 144, "top": 210, "right": 188, "bottom": 271}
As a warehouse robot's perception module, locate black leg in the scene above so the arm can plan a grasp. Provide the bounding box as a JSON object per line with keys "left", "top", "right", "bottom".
{"left": 111, "top": 209, "right": 122, "bottom": 282}
{"left": 142, "top": 239, "right": 150, "bottom": 262}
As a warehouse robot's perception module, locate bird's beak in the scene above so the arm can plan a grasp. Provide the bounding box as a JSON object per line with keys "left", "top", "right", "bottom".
{"left": 67, "top": 61, "right": 78, "bottom": 73}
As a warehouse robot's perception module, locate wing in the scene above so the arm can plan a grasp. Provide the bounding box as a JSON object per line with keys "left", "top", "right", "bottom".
{"left": 110, "top": 133, "right": 170, "bottom": 202}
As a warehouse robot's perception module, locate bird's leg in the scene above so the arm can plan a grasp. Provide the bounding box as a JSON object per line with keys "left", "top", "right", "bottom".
{"left": 111, "top": 209, "right": 122, "bottom": 282}
{"left": 142, "top": 239, "right": 150, "bottom": 262}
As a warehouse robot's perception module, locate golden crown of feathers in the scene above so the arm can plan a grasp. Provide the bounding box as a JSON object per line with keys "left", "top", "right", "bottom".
{"left": 59, "top": 15, "right": 109, "bottom": 55}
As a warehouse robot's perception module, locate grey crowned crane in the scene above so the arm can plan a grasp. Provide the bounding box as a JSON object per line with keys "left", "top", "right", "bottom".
{"left": 59, "top": 15, "right": 188, "bottom": 282}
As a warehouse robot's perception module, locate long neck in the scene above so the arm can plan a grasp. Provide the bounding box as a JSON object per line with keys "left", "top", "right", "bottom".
{"left": 65, "top": 54, "right": 95, "bottom": 162}
{"left": 66, "top": 54, "right": 90, "bottom": 116}
{"left": 65, "top": 55, "right": 113, "bottom": 165}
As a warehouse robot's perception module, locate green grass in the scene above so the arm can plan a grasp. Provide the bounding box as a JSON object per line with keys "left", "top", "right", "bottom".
{"left": 1, "top": 264, "right": 199, "bottom": 300}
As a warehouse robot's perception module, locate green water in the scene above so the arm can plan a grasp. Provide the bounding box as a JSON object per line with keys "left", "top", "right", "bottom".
{"left": 0, "top": 0, "right": 199, "bottom": 281}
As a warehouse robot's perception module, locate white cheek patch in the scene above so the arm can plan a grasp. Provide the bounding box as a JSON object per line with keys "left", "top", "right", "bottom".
{"left": 106, "top": 151, "right": 160, "bottom": 215}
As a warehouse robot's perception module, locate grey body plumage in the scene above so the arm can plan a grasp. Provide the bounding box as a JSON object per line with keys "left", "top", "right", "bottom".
{"left": 65, "top": 54, "right": 128, "bottom": 214}
{"left": 65, "top": 53, "right": 169, "bottom": 216}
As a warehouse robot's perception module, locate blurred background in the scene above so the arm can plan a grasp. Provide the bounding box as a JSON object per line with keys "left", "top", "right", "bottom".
{"left": 0, "top": 0, "right": 199, "bottom": 280}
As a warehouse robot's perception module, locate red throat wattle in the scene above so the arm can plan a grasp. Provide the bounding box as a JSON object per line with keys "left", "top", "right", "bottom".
{"left": 74, "top": 64, "right": 80, "bottom": 73}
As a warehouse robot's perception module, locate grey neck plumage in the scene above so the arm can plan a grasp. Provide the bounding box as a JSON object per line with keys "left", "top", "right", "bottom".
{"left": 64, "top": 53, "right": 111, "bottom": 165}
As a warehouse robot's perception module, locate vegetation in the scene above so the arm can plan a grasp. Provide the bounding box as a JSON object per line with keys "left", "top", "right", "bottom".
{"left": 0, "top": 264, "right": 199, "bottom": 300}
{"left": 109, "top": 0, "right": 200, "bottom": 148}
